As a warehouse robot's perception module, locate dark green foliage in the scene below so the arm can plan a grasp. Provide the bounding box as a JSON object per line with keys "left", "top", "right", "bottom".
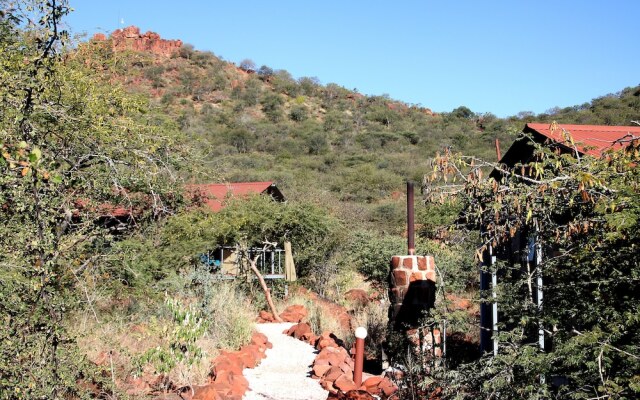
{"left": 257, "top": 65, "right": 274, "bottom": 80}
{"left": 451, "top": 106, "right": 475, "bottom": 119}
{"left": 0, "top": 3, "right": 187, "bottom": 397}
{"left": 429, "top": 130, "right": 640, "bottom": 398}
{"left": 307, "top": 132, "right": 329, "bottom": 155}
{"left": 126, "top": 196, "right": 343, "bottom": 281}
{"left": 342, "top": 230, "right": 405, "bottom": 286}
{"left": 289, "top": 104, "right": 309, "bottom": 122}
{"left": 261, "top": 92, "right": 284, "bottom": 122}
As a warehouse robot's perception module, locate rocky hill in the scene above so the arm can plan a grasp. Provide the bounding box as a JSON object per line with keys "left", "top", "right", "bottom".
{"left": 75, "top": 27, "right": 640, "bottom": 231}
{"left": 92, "top": 26, "right": 182, "bottom": 57}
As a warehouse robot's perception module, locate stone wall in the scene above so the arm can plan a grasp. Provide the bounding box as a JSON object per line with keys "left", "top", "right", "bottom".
{"left": 388, "top": 255, "right": 440, "bottom": 356}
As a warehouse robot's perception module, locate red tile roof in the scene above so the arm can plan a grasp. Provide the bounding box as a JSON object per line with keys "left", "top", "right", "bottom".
{"left": 186, "top": 181, "right": 280, "bottom": 212}
{"left": 524, "top": 123, "right": 640, "bottom": 157}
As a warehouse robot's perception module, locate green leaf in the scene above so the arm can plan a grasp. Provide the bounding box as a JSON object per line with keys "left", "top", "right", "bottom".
{"left": 28, "top": 148, "right": 41, "bottom": 162}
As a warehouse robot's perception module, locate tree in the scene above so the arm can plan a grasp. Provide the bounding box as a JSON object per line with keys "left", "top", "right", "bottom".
{"left": 451, "top": 106, "right": 475, "bottom": 119}
{"left": 261, "top": 92, "right": 284, "bottom": 122}
{"left": 425, "top": 129, "right": 640, "bottom": 398}
{"left": 289, "top": 104, "right": 309, "bottom": 122}
{"left": 238, "top": 58, "right": 256, "bottom": 72}
{"left": 257, "top": 64, "right": 274, "bottom": 81}
{"left": 0, "top": 2, "right": 185, "bottom": 396}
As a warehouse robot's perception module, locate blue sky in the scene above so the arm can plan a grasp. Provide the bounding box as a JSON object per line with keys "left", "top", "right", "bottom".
{"left": 66, "top": 1, "right": 639, "bottom": 117}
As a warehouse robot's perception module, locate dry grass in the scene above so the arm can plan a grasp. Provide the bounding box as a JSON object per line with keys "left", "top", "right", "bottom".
{"left": 71, "top": 282, "right": 255, "bottom": 393}
{"left": 348, "top": 301, "right": 388, "bottom": 356}
{"left": 279, "top": 292, "right": 350, "bottom": 340}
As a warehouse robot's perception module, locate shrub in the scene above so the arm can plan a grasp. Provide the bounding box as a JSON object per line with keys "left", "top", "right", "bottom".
{"left": 289, "top": 104, "right": 308, "bottom": 122}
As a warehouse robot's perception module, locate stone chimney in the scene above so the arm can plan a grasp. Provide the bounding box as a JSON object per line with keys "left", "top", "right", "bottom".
{"left": 387, "top": 182, "right": 441, "bottom": 359}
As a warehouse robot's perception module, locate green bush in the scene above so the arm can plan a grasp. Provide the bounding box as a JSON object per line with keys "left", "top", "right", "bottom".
{"left": 289, "top": 104, "right": 308, "bottom": 122}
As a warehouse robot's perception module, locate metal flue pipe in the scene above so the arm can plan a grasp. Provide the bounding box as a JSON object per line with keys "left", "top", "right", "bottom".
{"left": 407, "top": 181, "right": 415, "bottom": 255}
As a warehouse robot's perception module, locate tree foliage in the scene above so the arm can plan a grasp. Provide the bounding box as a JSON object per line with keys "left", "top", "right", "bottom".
{"left": 126, "top": 195, "right": 343, "bottom": 282}
{"left": 426, "top": 126, "right": 640, "bottom": 398}
{"left": 0, "top": 2, "right": 185, "bottom": 396}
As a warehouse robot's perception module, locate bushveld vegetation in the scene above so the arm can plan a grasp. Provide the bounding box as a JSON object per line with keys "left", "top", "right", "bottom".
{"left": 1, "top": 0, "right": 639, "bottom": 398}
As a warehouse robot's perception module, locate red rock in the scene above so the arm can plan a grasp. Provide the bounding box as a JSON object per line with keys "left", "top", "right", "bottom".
{"left": 289, "top": 322, "right": 313, "bottom": 340}
{"left": 308, "top": 333, "right": 318, "bottom": 345}
{"left": 323, "top": 366, "right": 343, "bottom": 382}
{"left": 125, "top": 375, "right": 151, "bottom": 396}
{"left": 211, "top": 355, "right": 243, "bottom": 376}
{"left": 251, "top": 332, "right": 269, "bottom": 345}
{"left": 344, "top": 289, "right": 369, "bottom": 308}
{"left": 316, "top": 346, "right": 334, "bottom": 360}
{"left": 343, "top": 390, "right": 376, "bottom": 399}
{"left": 379, "top": 378, "right": 398, "bottom": 397}
{"left": 327, "top": 352, "right": 347, "bottom": 367}
{"left": 359, "top": 372, "right": 374, "bottom": 383}
{"left": 237, "top": 349, "right": 259, "bottom": 369}
{"left": 110, "top": 26, "right": 182, "bottom": 57}
{"left": 346, "top": 358, "right": 354, "bottom": 370}
{"left": 336, "top": 346, "right": 351, "bottom": 359}
{"left": 321, "top": 379, "right": 337, "bottom": 393}
{"left": 192, "top": 384, "right": 223, "bottom": 400}
{"left": 446, "top": 294, "right": 472, "bottom": 310}
{"left": 313, "top": 363, "right": 332, "bottom": 377}
{"left": 258, "top": 310, "right": 275, "bottom": 322}
{"left": 402, "top": 257, "right": 414, "bottom": 268}
{"left": 317, "top": 338, "right": 336, "bottom": 350}
{"left": 339, "top": 362, "right": 353, "bottom": 375}
{"left": 92, "top": 33, "right": 106, "bottom": 41}
{"left": 293, "top": 323, "right": 313, "bottom": 340}
{"left": 210, "top": 381, "right": 231, "bottom": 397}
{"left": 362, "top": 376, "right": 383, "bottom": 395}
{"left": 363, "top": 376, "right": 383, "bottom": 387}
{"left": 279, "top": 304, "right": 308, "bottom": 322}
{"left": 315, "top": 356, "right": 330, "bottom": 366}
{"left": 335, "top": 375, "right": 357, "bottom": 392}
{"left": 228, "top": 373, "right": 248, "bottom": 396}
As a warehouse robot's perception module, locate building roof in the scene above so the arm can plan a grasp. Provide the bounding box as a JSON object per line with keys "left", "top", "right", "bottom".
{"left": 186, "top": 181, "right": 285, "bottom": 212}
{"left": 523, "top": 123, "right": 640, "bottom": 157}
{"left": 492, "top": 123, "right": 640, "bottom": 180}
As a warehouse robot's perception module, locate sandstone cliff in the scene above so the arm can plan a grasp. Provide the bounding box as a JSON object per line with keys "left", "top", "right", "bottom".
{"left": 92, "top": 26, "right": 182, "bottom": 57}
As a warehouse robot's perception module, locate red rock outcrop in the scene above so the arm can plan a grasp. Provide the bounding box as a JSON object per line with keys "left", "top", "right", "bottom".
{"left": 99, "top": 26, "right": 182, "bottom": 57}
{"left": 279, "top": 304, "right": 308, "bottom": 323}
{"left": 92, "top": 33, "right": 107, "bottom": 41}
{"left": 284, "top": 322, "right": 316, "bottom": 343}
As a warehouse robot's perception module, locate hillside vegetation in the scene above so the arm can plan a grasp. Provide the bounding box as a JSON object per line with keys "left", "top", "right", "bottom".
{"left": 76, "top": 31, "right": 640, "bottom": 232}
{"left": 2, "top": 2, "right": 639, "bottom": 396}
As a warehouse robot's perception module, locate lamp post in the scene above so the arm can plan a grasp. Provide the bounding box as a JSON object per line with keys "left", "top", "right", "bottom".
{"left": 354, "top": 327, "right": 367, "bottom": 387}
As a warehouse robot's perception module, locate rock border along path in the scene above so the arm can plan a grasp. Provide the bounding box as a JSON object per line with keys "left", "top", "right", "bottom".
{"left": 243, "top": 322, "right": 329, "bottom": 400}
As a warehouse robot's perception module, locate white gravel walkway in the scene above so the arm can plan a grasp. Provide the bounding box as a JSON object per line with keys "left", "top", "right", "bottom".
{"left": 243, "top": 322, "right": 329, "bottom": 400}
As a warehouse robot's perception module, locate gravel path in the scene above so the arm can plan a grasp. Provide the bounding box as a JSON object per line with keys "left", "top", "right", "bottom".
{"left": 243, "top": 322, "right": 328, "bottom": 400}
